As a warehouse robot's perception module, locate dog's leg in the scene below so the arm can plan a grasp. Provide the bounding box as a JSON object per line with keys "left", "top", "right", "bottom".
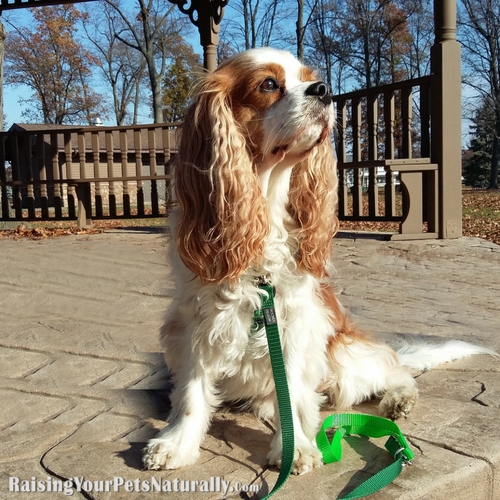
{"left": 143, "top": 362, "right": 218, "bottom": 470}
{"left": 267, "top": 392, "right": 326, "bottom": 475}
{"left": 267, "top": 352, "right": 326, "bottom": 475}
{"left": 325, "top": 337, "right": 418, "bottom": 420}
{"left": 320, "top": 286, "right": 418, "bottom": 419}
{"left": 263, "top": 283, "right": 334, "bottom": 475}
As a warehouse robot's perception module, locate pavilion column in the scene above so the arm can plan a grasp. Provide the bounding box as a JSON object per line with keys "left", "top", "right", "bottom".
{"left": 431, "top": 0, "right": 462, "bottom": 238}
{"left": 168, "top": 0, "right": 227, "bottom": 72}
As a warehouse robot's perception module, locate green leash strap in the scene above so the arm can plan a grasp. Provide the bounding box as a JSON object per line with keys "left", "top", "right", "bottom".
{"left": 258, "top": 283, "right": 295, "bottom": 499}
{"left": 316, "top": 413, "right": 414, "bottom": 499}
{"left": 257, "top": 283, "right": 413, "bottom": 499}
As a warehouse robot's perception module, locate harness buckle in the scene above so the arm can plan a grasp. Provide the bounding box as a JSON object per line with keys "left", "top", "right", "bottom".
{"left": 255, "top": 274, "right": 272, "bottom": 286}
{"left": 251, "top": 276, "right": 276, "bottom": 334}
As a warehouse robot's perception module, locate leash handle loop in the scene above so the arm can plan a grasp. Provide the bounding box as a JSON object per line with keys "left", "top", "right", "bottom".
{"left": 317, "top": 413, "right": 413, "bottom": 465}
{"left": 316, "top": 413, "right": 413, "bottom": 499}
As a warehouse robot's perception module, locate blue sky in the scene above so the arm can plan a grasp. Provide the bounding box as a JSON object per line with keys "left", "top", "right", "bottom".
{"left": 3, "top": 10, "right": 32, "bottom": 128}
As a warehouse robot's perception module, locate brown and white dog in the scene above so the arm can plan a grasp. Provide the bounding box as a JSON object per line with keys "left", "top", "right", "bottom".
{"left": 143, "top": 48, "right": 494, "bottom": 474}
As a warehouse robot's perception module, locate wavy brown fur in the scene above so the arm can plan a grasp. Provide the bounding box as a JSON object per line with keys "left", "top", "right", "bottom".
{"left": 174, "top": 74, "right": 270, "bottom": 284}
{"left": 288, "top": 139, "right": 339, "bottom": 278}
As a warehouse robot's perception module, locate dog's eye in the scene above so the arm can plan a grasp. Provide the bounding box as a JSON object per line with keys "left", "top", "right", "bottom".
{"left": 259, "top": 78, "right": 280, "bottom": 92}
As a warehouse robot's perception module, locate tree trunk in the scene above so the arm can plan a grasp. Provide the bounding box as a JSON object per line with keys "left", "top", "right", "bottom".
{"left": 296, "top": 0, "right": 304, "bottom": 60}
{"left": 151, "top": 70, "right": 163, "bottom": 123}
{"left": 0, "top": 21, "right": 6, "bottom": 130}
{"left": 490, "top": 130, "right": 500, "bottom": 189}
{"left": 133, "top": 76, "right": 141, "bottom": 124}
{"left": 243, "top": 0, "right": 251, "bottom": 50}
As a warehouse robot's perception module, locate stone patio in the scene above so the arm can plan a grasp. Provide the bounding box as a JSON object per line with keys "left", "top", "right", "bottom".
{"left": 1, "top": 230, "right": 498, "bottom": 499}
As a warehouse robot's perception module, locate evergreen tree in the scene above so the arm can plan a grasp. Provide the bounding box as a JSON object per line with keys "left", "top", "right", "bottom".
{"left": 459, "top": 0, "right": 500, "bottom": 189}
{"left": 162, "top": 44, "right": 200, "bottom": 123}
{"left": 463, "top": 100, "right": 495, "bottom": 187}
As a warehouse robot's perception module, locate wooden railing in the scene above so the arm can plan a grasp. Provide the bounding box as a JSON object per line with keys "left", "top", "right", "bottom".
{"left": 333, "top": 76, "right": 438, "bottom": 239}
{"left": 0, "top": 79, "right": 440, "bottom": 239}
{"left": 0, "top": 123, "right": 179, "bottom": 227}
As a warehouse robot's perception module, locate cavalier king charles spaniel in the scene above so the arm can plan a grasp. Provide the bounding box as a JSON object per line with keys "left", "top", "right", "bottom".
{"left": 143, "top": 47, "right": 494, "bottom": 474}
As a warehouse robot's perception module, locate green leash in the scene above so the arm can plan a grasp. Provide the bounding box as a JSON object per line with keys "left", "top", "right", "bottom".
{"left": 256, "top": 282, "right": 413, "bottom": 499}
{"left": 316, "top": 413, "right": 414, "bottom": 499}
{"left": 256, "top": 283, "right": 295, "bottom": 499}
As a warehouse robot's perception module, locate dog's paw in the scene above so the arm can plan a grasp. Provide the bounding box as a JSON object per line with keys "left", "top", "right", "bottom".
{"left": 143, "top": 437, "right": 199, "bottom": 470}
{"left": 292, "top": 445, "right": 323, "bottom": 475}
{"left": 379, "top": 385, "right": 418, "bottom": 420}
{"left": 267, "top": 442, "right": 323, "bottom": 475}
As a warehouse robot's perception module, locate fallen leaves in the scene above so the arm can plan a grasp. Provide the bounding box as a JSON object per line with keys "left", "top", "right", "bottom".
{"left": 339, "top": 220, "right": 400, "bottom": 234}
{"left": 1, "top": 224, "right": 102, "bottom": 240}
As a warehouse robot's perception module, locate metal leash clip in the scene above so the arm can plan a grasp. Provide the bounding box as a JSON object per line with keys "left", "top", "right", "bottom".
{"left": 393, "top": 446, "right": 413, "bottom": 466}
{"left": 386, "top": 434, "right": 414, "bottom": 466}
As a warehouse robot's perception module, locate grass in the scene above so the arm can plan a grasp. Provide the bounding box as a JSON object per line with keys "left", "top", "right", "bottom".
{"left": 462, "top": 189, "right": 500, "bottom": 245}
{"left": 463, "top": 206, "right": 500, "bottom": 218}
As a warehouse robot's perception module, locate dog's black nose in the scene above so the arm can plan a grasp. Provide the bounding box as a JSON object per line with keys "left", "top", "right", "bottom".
{"left": 305, "top": 81, "right": 332, "bottom": 106}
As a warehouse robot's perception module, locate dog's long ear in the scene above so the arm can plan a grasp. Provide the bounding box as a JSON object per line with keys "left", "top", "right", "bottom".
{"left": 287, "top": 138, "right": 338, "bottom": 278}
{"left": 174, "top": 73, "right": 269, "bottom": 284}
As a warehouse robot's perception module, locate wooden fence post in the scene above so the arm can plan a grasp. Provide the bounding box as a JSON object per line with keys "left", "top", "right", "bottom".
{"left": 431, "top": 0, "right": 462, "bottom": 238}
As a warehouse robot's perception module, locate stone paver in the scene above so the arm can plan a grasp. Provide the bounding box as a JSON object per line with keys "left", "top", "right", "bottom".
{"left": 1, "top": 230, "right": 498, "bottom": 499}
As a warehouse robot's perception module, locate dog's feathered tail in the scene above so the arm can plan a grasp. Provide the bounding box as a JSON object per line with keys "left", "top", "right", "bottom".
{"left": 395, "top": 339, "right": 497, "bottom": 371}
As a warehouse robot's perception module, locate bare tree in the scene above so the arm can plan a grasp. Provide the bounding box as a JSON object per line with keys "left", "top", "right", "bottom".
{"left": 459, "top": 0, "right": 500, "bottom": 189}
{"left": 306, "top": 0, "right": 418, "bottom": 90}
{"left": 83, "top": 3, "right": 146, "bottom": 125}
{"left": 103, "top": 0, "right": 191, "bottom": 123}
{"left": 216, "top": 38, "right": 237, "bottom": 65}
{"left": 306, "top": 0, "right": 351, "bottom": 93}
{"left": 403, "top": 0, "right": 433, "bottom": 79}
{"left": 222, "top": 0, "right": 288, "bottom": 52}
{"left": 297, "top": 0, "right": 322, "bottom": 60}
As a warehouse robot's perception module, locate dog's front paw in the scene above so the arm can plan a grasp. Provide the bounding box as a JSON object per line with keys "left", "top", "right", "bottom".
{"left": 267, "top": 441, "right": 323, "bottom": 475}
{"left": 143, "top": 437, "right": 200, "bottom": 470}
{"left": 379, "top": 385, "right": 418, "bottom": 420}
{"left": 292, "top": 445, "right": 323, "bottom": 475}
